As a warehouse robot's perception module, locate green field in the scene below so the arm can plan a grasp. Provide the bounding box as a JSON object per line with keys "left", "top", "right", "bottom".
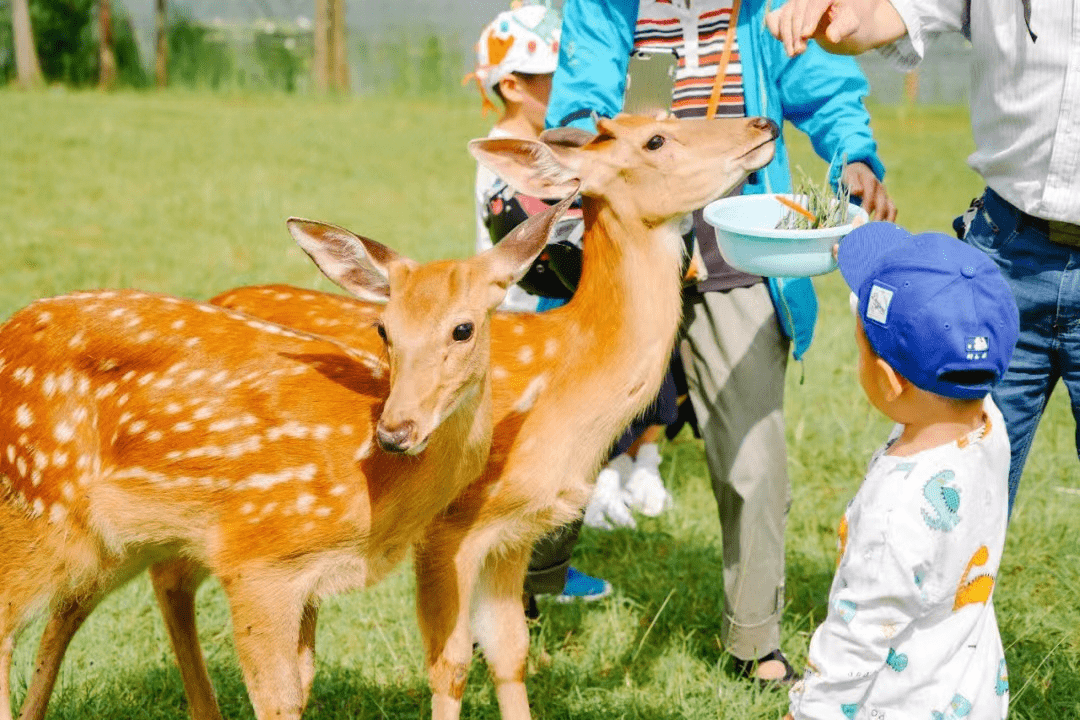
{"left": 1, "top": 90, "right": 1077, "bottom": 719}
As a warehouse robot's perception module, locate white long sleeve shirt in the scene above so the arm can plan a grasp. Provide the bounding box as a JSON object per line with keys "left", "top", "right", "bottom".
{"left": 882, "top": 0, "right": 1080, "bottom": 224}
{"left": 789, "top": 397, "right": 1010, "bottom": 720}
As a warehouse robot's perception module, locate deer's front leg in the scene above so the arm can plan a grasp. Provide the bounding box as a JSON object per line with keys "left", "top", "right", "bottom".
{"left": 223, "top": 573, "right": 308, "bottom": 720}
{"left": 149, "top": 558, "right": 222, "bottom": 720}
{"left": 472, "top": 544, "right": 533, "bottom": 720}
{"left": 414, "top": 525, "right": 482, "bottom": 720}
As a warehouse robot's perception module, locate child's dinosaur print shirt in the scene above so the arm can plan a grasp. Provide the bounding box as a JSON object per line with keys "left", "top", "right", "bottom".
{"left": 789, "top": 396, "right": 1010, "bottom": 720}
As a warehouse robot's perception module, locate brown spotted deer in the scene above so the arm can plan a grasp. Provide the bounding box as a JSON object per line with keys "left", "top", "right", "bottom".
{"left": 209, "top": 114, "right": 780, "bottom": 719}
{"left": 0, "top": 195, "right": 573, "bottom": 720}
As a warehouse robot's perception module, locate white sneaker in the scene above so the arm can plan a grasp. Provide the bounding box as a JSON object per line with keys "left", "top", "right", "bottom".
{"left": 623, "top": 443, "right": 672, "bottom": 517}
{"left": 584, "top": 467, "right": 637, "bottom": 530}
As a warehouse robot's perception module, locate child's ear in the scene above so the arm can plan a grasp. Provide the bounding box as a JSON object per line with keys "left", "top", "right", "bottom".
{"left": 874, "top": 357, "right": 907, "bottom": 402}
{"left": 498, "top": 74, "right": 523, "bottom": 103}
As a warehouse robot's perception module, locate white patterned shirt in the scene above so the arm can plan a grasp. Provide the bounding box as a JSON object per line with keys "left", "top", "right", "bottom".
{"left": 881, "top": 0, "right": 1080, "bottom": 224}
{"left": 789, "top": 397, "right": 1010, "bottom": 720}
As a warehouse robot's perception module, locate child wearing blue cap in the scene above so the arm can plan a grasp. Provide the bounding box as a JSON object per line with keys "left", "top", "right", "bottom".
{"left": 786, "top": 223, "right": 1020, "bottom": 720}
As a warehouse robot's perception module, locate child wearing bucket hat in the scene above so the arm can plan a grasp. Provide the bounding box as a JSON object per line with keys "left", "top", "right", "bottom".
{"left": 468, "top": 1, "right": 577, "bottom": 314}
{"left": 786, "top": 223, "right": 1019, "bottom": 720}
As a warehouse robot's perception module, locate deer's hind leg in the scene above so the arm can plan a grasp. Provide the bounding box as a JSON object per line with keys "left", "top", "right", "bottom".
{"left": 149, "top": 558, "right": 222, "bottom": 720}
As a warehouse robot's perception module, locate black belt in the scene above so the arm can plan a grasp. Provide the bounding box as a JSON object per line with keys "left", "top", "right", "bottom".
{"left": 985, "top": 188, "right": 1080, "bottom": 249}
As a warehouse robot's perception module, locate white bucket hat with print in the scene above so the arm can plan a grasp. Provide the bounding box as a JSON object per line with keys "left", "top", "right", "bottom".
{"left": 465, "top": 2, "right": 561, "bottom": 112}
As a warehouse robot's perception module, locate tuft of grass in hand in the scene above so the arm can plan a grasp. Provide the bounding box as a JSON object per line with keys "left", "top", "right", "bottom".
{"left": 776, "top": 162, "right": 852, "bottom": 230}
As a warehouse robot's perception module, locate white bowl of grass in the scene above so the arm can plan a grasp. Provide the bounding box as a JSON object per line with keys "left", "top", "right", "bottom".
{"left": 702, "top": 193, "right": 868, "bottom": 277}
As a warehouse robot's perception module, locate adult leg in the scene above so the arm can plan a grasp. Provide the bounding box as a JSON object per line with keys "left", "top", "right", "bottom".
{"left": 961, "top": 189, "right": 1075, "bottom": 513}
{"left": 680, "top": 284, "right": 790, "bottom": 677}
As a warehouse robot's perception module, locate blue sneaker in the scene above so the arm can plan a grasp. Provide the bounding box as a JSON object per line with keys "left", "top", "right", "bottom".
{"left": 554, "top": 567, "right": 613, "bottom": 603}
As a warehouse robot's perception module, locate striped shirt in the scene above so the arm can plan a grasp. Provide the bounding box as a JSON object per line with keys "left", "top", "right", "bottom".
{"left": 634, "top": 0, "right": 746, "bottom": 119}
{"left": 883, "top": 0, "right": 1080, "bottom": 224}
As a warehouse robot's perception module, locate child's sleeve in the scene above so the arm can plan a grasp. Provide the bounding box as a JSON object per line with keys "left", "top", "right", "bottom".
{"left": 789, "top": 504, "right": 931, "bottom": 720}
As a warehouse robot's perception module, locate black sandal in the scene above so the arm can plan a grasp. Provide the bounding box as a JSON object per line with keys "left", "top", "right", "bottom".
{"left": 732, "top": 649, "right": 799, "bottom": 688}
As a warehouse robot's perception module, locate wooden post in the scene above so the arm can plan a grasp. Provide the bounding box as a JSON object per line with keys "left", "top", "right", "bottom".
{"left": 12, "top": 0, "right": 44, "bottom": 87}
{"left": 330, "top": 0, "right": 349, "bottom": 93}
{"left": 313, "top": 0, "right": 330, "bottom": 92}
{"left": 99, "top": 0, "right": 117, "bottom": 89}
{"left": 155, "top": 0, "right": 168, "bottom": 87}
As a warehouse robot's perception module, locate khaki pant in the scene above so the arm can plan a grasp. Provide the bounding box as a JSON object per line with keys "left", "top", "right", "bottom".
{"left": 681, "top": 283, "right": 790, "bottom": 662}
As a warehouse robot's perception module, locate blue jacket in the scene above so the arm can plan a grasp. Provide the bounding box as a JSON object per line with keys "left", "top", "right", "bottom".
{"left": 546, "top": 0, "right": 886, "bottom": 360}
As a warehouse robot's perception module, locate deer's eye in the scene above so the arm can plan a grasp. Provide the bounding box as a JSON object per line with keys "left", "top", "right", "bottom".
{"left": 645, "top": 134, "right": 665, "bottom": 151}
{"left": 452, "top": 322, "right": 474, "bottom": 342}
{"left": 375, "top": 323, "right": 387, "bottom": 342}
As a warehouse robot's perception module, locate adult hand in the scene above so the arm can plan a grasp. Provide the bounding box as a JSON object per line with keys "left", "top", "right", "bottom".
{"left": 843, "top": 162, "right": 897, "bottom": 222}
{"left": 764, "top": 0, "right": 907, "bottom": 57}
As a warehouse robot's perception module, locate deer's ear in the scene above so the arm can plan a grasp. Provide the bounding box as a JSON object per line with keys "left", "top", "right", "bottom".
{"left": 469, "top": 137, "right": 582, "bottom": 199}
{"left": 480, "top": 191, "right": 577, "bottom": 307}
{"left": 287, "top": 218, "right": 416, "bottom": 303}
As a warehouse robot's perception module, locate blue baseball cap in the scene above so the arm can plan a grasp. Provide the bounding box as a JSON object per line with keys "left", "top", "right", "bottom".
{"left": 838, "top": 223, "right": 1019, "bottom": 400}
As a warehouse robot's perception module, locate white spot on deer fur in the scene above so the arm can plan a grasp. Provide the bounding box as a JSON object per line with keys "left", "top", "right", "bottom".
{"left": 16, "top": 457, "right": 27, "bottom": 478}
{"left": 49, "top": 503, "right": 67, "bottom": 524}
{"left": 42, "top": 374, "right": 57, "bottom": 397}
{"left": 235, "top": 464, "right": 317, "bottom": 491}
{"left": 60, "top": 369, "right": 78, "bottom": 394}
{"left": 185, "top": 370, "right": 207, "bottom": 384}
{"left": 37, "top": 311, "right": 53, "bottom": 323}
{"left": 329, "top": 484, "right": 347, "bottom": 497}
{"left": 274, "top": 292, "right": 292, "bottom": 301}
{"left": 122, "top": 371, "right": 136, "bottom": 383}
{"left": 313, "top": 425, "right": 332, "bottom": 440}
{"left": 153, "top": 377, "right": 175, "bottom": 390}
{"left": 53, "top": 450, "right": 69, "bottom": 468}
{"left": 137, "top": 330, "right": 156, "bottom": 343}
{"left": 517, "top": 346, "right": 534, "bottom": 364}
{"left": 267, "top": 422, "right": 312, "bottom": 442}
{"left": 68, "top": 332, "right": 86, "bottom": 349}
{"left": 109, "top": 307, "right": 127, "bottom": 319}
{"left": 136, "top": 372, "right": 156, "bottom": 387}
{"left": 544, "top": 338, "right": 558, "bottom": 358}
{"left": 31, "top": 498, "right": 44, "bottom": 518}
{"left": 118, "top": 393, "right": 130, "bottom": 407}
{"left": 15, "top": 405, "right": 33, "bottom": 428}
{"left": 12, "top": 367, "right": 34, "bottom": 386}
{"left": 513, "top": 374, "right": 549, "bottom": 413}
{"left": 171, "top": 319, "right": 185, "bottom": 330}
{"left": 94, "top": 382, "right": 118, "bottom": 400}
{"left": 186, "top": 338, "right": 200, "bottom": 348}
{"left": 296, "top": 493, "right": 316, "bottom": 514}
{"left": 129, "top": 420, "right": 148, "bottom": 434}
{"left": 54, "top": 422, "right": 75, "bottom": 443}
{"left": 339, "top": 425, "right": 354, "bottom": 436}
{"left": 354, "top": 438, "right": 372, "bottom": 462}
{"left": 240, "top": 502, "right": 256, "bottom": 515}
{"left": 209, "top": 370, "right": 229, "bottom": 384}
{"left": 315, "top": 506, "right": 332, "bottom": 518}
{"left": 30, "top": 469, "right": 42, "bottom": 487}
{"left": 147, "top": 430, "right": 163, "bottom": 442}
{"left": 195, "top": 304, "right": 216, "bottom": 313}
{"left": 300, "top": 293, "right": 315, "bottom": 301}
{"left": 125, "top": 316, "right": 142, "bottom": 328}
{"left": 6, "top": 445, "right": 14, "bottom": 463}
{"left": 33, "top": 450, "right": 49, "bottom": 470}
{"left": 164, "top": 403, "right": 182, "bottom": 415}
{"left": 492, "top": 366, "right": 509, "bottom": 380}
{"left": 260, "top": 502, "right": 277, "bottom": 516}
{"left": 173, "top": 421, "right": 194, "bottom": 433}
{"left": 513, "top": 324, "right": 525, "bottom": 335}
{"left": 71, "top": 407, "right": 88, "bottom": 423}
{"left": 77, "top": 376, "right": 90, "bottom": 395}
{"left": 62, "top": 484, "right": 74, "bottom": 500}
{"left": 192, "top": 406, "right": 214, "bottom": 421}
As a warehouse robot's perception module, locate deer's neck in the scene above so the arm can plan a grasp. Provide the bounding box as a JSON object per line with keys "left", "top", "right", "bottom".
{"left": 555, "top": 197, "right": 685, "bottom": 428}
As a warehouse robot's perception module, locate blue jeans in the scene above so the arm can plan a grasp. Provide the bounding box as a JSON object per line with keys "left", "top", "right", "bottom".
{"left": 958, "top": 188, "right": 1080, "bottom": 516}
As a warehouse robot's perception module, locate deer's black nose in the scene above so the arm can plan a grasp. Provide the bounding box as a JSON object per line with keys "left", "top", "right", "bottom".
{"left": 376, "top": 421, "right": 415, "bottom": 453}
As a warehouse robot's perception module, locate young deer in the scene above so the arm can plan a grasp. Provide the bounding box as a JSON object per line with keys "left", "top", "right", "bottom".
{"left": 0, "top": 195, "right": 573, "bottom": 720}
{"left": 211, "top": 114, "right": 781, "bottom": 720}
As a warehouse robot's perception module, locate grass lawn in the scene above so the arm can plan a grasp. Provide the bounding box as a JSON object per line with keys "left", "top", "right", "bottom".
{"left": 1, "top": 89, "right": 1077, "bottom": 719}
